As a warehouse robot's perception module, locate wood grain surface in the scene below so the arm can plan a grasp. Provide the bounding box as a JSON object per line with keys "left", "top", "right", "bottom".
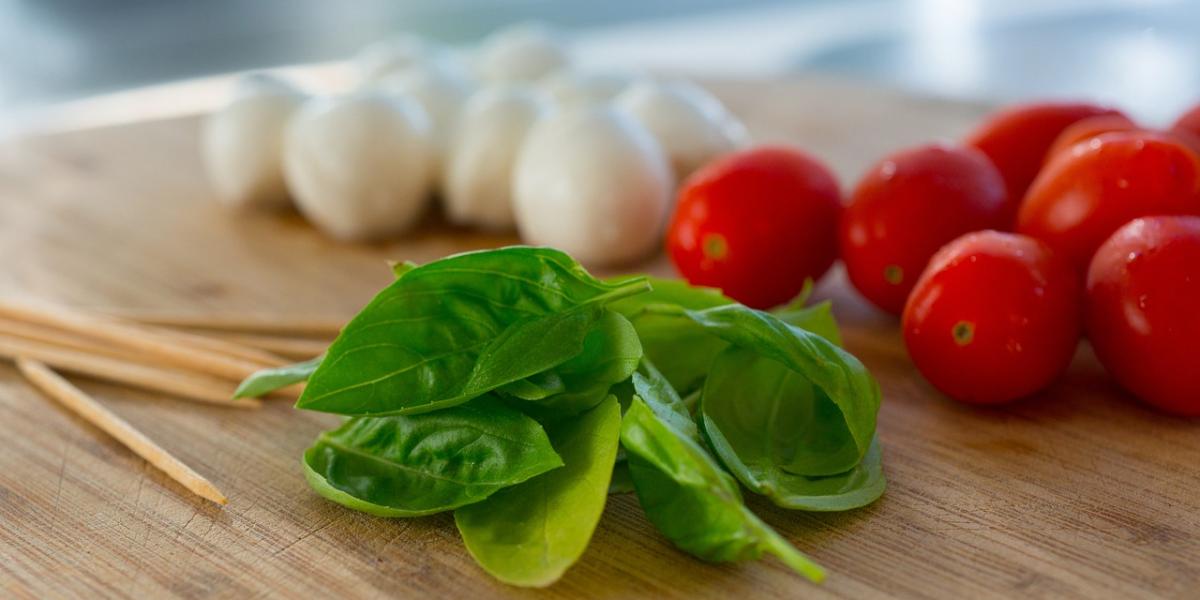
{"left": 0, "top": 77, "right": 1196, "bottom": 599}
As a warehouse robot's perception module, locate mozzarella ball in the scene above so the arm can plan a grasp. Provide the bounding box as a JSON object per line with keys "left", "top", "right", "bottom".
{"left": 375, "top": 64, "right": 473, "bottom": 177}
{"left": 614, "top": 80, "right": 750, "bottom": 180}
{"left": 443, "top": 87, "right": 550, "bottom": 230}
{"left": 354, "top": 34, "right": 435, "bottom": 83}
{"left": 537, "top": 70, "right": 634, "bottom": 106}
{"left": 284, "top": 93, "right": 433, "bottom": 241}
{"left": 202, "top": 74, "right": 305, "bottom": 210}
{"left": 476, "top": 24, "right": 570, "bottom": 84}
{"left": 513, "top": 107, "right": 671, "bottom": 266}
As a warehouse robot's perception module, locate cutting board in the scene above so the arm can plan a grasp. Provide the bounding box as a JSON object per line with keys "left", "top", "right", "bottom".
{"left": 0, "top": 77, "right": 1196, "bottom": 599}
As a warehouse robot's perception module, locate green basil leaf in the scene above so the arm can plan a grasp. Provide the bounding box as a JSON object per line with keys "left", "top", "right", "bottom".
{"left": 234, "top": 355, "right": 323, "bottom": 399}
{"left": 770, "top": 278, "right": 816, "bottom": 315}
{"left": 297, "top": 247, "right": 650, "bottom": 416}
{"left": 630, "top": 358, "right": 698, "bottom": 443}
{"left": 652, "top": 304, "right": 879, "bottom": 476}
{"left": 505, "top": 310, "right": 642, "bottom": 417}
{"left": 608, "top": 276, "right": 733, "bottom": 313}
{"left": 302, "top": 396, "right": 562, "bottom": 517}
{"left": 771, "top": 281, "right": 842, "bottom": 347}
{"left": 611, "top": 277, "right": 734, "bottom": 394}
{"left": 609, "top": 459, "right": 634, "bottom": 494}
{"left": 498, "top": 371, "right": 566, "bottom": 401}
{"left": 699, "top": 342, "right": 885, "bottom": 508}
{"left": 702, "top": 397, "right": 885, "bottom": 512}
{"left": 389, "top": 260, "right": 419, "bottom": 279}
{"left": 620, "top": 397, "right": 825, "bottom": 582}
{"left": 455, "top": 396, "right": 621, "bottom": 587}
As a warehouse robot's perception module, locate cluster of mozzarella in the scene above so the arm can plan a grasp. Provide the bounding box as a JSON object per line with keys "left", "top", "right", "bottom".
{"left": 202, "top": 24, "right": 749, "bottom": 266}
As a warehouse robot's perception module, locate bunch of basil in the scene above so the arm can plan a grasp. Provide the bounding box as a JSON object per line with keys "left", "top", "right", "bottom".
{"left": 237, "top": 247, "right": 883, "bottom": 588}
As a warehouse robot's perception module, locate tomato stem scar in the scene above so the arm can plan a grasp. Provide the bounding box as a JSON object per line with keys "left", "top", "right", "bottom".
{"left": 883, "top": 265, "right": 904, "bottom": 285}
{"left": 702, "top": 233, "right": 728, "bottom": 260}
{"left": 952, "top": 321, "right": 975, "bottom": 346}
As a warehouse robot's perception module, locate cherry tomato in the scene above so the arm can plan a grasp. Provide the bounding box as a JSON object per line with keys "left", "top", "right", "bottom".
{"left": 1170, "top": 102, "right": 1200, "bottom": 140}
{"left": 1044, "top": 114, "right": 1139, "bottom": 161}
{"left": 1017, "top": 131, "right": 1200, "bottom": 269}
{"left": 966, "top": 102, "right": 1124, "bottom": 224}
{"left": 667, "top": 145, "right": 841, "bottom": 309}
{"left": 840, "top": 143, "right": 1007, "bottom": 315}
{"left": 1086, "top": 216, "right": 1200, "bottom": 416}
{"left": 1167, "top": 103, "right": 1200, "bottom": 156}
{"left": 902, "top": 231, "right": 1082, "bottom": 405}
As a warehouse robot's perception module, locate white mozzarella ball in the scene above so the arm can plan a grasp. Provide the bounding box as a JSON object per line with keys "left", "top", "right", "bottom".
{"left": 375, "top": 64, "right": 473, "bottom": 176}
{"left": 512, "top": 106, "right": 671, "bottom": 266}
{"left": 538, "top": 70, "right": 634, "bottom": 106}
{"left": 614, "top": 80, "right": 750, "bottom": 180}
{"left": 284, "top": 93, "right": 433, "bottom": 241}
{"left": 202, "top": 74, "right": 306, "bottom": 210}
{"left": 442, "top": 87, "right": 550, "bottom": 230}
{"left": 476, "top": 24, "right": 570, "bottom": 84}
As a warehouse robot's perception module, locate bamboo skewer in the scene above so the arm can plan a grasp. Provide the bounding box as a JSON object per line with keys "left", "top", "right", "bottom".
{"left": 104, "top": 310, "right": 345, "bottom": 338}
{"left": 203, "top": 332, "right": 329, "bottom": 360}
{"left": 135, "top": 325, "right": 288, "bottom": 367}
{"left": 18, "top": 358, "right": 229, "bottom": 506}
{"left": 0, "top": 317, "right": 285, "bottom": 379}
{"left": 0, "top": 300, "right": 279, "bottom": 383}
{"left": 0, "top": 335, "right": 259, "bottom": 408}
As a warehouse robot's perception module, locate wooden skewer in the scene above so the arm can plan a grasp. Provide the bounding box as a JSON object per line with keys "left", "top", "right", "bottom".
{"left": 104, "top": 310, "right": 345, "bottom": 338}
{"left": 17, "top": 358, "right": 229, "bottom": 506}
{"left": 0, "top": 334, "right": 259, "bottom": 408}
{"left": 0, "top": 300, "right": 277, "bottom": 383}
{"left": 132, "top": 324, "right": 288, "bottom": 368}
{"left": 203, "top": 332, "right": 328, "bottom": 360}
{"left": 0, "top": 317, "right": 284, "bottom": 378}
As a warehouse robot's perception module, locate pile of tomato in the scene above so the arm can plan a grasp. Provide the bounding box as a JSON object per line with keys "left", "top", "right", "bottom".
{"left": 666, "top": 101, "right": 1200, "bottom": 416}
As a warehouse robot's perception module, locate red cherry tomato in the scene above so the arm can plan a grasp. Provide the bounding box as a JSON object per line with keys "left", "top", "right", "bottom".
{"left": 1044, "top": 114, "right": 1139, "bottom": 161}
{"left": 966, "top": 102, "right": 1124, "bottom": 223}
{"left": 840, "top": 143, "right": 1007, "bottom": 315}
{"left": 1170, "top": 102, "right": 1200, "bottom": 140}
{"left": 902, "top": 231, "right": 1082, "bottom": 405}
{"left": 1086, "top": 216, "right": 1200, "bottom": 416}
{"left": 1017, "top": 131, "right": 1200, "bottom": 269}
{"left": 1167, "top": 103, "right": 1200, "bottom": 156}
{"left": 667, "top": 145, "right": 841, "bottom": 309}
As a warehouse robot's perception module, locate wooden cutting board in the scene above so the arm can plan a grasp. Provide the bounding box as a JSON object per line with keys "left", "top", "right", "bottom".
{"left": 0, "top": 77, "right": 1196, "bottom": 599}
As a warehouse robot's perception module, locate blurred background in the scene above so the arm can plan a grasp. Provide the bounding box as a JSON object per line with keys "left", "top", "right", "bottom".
{"left": 2, "top": 0, "right": 1199, "bottom": 136}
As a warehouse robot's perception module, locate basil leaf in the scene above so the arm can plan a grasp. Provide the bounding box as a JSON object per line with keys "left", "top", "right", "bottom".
{"left": 771, "top": 280, "right": 842, "bottom": 347}
{"left": 703, "top": 399, "right": 885, "bottom": 511}
{"left": 608, "top": 276, "right": 733, "bottom": 313}
{"left": 498, "top": 371, "right": 566, "bottom": 401}
{"left": 611, "top": 277, "right": 734, "bottom": 394}
{"left": 302, "top": 396, "right": 562, "bottom": 517}
{"left": 505, "top": 310, "right": 642, "bottom": 417}
{"left": 653, "top": 304, "right": 879, "bottom": 476}
{"left": 609, "top": 459, "right": 634, "bottom": 494}
{"left": 389, "top": 260, "right": 419, "bottom": 279}
{"left": 234, "top": 355, "right": 322, "bottom": 399}
{"left": 630, "top": 358, "right": 698, "bottom": 443}
{"left": 620, "top": 397, "right": 825, "bottom": 582}
{"left": 455, "top": 396, "right": 621, "bottom": 587}
{"left": 297, "top": 247, "right": 650, "bottom": 416}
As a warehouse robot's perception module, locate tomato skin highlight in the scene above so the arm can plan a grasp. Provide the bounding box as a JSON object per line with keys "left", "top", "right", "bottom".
{"left": 966, "top": 101, "right": 1124, "bottom": 224}
{"left": 1017, "top": 131, "right": 1200, "bottom": 269}
{"left": 902, "top": 231, "right": 1082, "bottom": 405}
{"left": 667, "top": 145, "right": 842, "bottom": 309}
{"left": 840, "top": 143, "right": 1008, "bottom": 315}
{"left": 1044, "top": 114, "right": 1139, "bottom": 162}
{"left": 1086, "top": 217, "right": 1200, "bottom": 416}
